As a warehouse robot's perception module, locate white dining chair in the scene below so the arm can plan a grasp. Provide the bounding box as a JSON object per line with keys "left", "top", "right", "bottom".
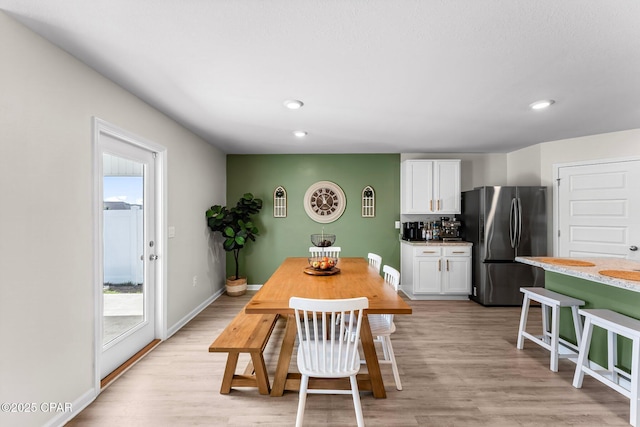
{"left": 290, "top": 296, "right": 369, "bottom": 427}
{"left": 309, "top": 246, "right": 341, "bottom": 259}
{"left": 367, "top": 253, "right": 382, "bottom": 274}
{"left": 370, "top": 265, "right": 402, "bottom": 390}
{"left": 350, "top": 265, "right": 402, "bottom": 390}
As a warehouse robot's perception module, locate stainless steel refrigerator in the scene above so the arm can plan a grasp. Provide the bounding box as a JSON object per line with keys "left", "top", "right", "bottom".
{"left": 460, "top": 186, "right": 547, "bottom": 306}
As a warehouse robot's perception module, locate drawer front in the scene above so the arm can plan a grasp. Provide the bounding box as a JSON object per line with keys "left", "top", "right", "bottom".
{"left": 444, "top": 246, "right": 471, "bottom": 257}
{"left": 414, "top": 247, "right": 442, "bottom": 257}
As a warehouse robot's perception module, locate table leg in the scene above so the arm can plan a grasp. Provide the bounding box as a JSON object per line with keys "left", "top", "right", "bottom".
{"left": 361, "top": 314, "right": 386, "bottom": 398}
{"left": 271, "top": 314, "right": 297, "bottom": 396}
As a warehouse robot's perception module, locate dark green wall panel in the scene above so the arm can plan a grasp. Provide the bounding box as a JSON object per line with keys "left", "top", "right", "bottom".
{"left": 224, "top": 154, "right": 400, "bottom": 284}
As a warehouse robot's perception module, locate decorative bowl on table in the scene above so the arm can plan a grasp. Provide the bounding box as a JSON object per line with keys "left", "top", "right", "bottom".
{"left": 307, "top": 256, "right": 339, "bottom": 271}
{"left": 311, "top": 234, "right": 336, "bottom": 247}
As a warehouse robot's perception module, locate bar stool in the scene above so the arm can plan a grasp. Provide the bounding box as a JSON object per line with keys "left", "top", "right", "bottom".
{"left": 517, "top": 287, "right": 585, "bottom": 372}
{"left": 573, "top": 309, "right": 640, "bottom": 427}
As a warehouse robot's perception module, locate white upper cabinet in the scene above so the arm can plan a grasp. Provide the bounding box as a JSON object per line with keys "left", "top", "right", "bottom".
{"left": 401, "top": 160, "right": 434, "bottom": 213}
{"left": 401, "top": 159, "right": 461, "bottom": 214}
{"left": 434, "top": 160, "right": 461, "bottom": 214}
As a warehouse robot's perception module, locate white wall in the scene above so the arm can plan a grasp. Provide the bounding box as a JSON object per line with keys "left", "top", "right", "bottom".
{"left": 538, "top": 129, "right": 640, "bottom": 187}
{"left": 401, "top": 132, "right": 640, "bottom": 256}
{"left": 507, "top": 129, "right": 640, "bottom": 254}
{"left": 401, "top": 152, "right": 508, "bottom": 191}
{"left": 403, "top": 129, "right": 640, "bottom": 191}
{"left": 0, "top": 12, "right": 226, "bottom": 427}
{"left": 507, "top": 129, "right": 640, "bottom": 186}
{"left": 506, "top": 144, "right": 542, "bottom": 186}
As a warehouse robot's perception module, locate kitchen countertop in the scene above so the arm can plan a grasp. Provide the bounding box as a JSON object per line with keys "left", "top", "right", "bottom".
{"left": 400, "top": 240, "right": 472, "bottom": 247}
{"left": 516, "top": 256, "right": 640, "bottom": 292}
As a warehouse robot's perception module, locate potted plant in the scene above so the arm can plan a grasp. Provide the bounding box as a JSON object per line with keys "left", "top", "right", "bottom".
{"left": 206, "top": 193, "right": 263, "bottom": 296}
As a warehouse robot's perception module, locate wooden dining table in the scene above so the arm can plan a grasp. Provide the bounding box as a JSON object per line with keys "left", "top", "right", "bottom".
{"left": 244, "top": 257, "right": 413, "bottom": 398}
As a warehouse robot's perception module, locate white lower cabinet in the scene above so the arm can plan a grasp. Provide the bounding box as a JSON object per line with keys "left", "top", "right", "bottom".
{"left": 414, "top": 248, "right": 442, "bottom": 294}
{"left": 442, "top": 252, "right": 471, "bottom": 294}
{"left": 401, "top": 243, "right": 471, "bottom": 299}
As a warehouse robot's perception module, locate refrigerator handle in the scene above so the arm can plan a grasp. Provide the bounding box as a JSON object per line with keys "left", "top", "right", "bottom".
{"left": 516, "top": 197, "right": 523, "bottom": 248}
{"left": 509, "top": 198, "right": 517, "bottom": 248}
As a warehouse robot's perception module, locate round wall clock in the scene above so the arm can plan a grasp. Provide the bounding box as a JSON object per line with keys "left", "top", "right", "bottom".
{"left": 303, "top": 181, "right": 347, "bottom": 223}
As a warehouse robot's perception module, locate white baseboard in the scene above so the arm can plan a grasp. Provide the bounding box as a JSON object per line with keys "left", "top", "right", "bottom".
{"left": 166, "top": 288, "right": 225, "bottom": 338}
{"left": 43, "top": 387, "right": 96, "bottom": 427}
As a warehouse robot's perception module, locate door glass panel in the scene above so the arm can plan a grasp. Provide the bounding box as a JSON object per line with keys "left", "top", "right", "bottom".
{"left": 102, "top": 153, "right": 145, "bottom": 345}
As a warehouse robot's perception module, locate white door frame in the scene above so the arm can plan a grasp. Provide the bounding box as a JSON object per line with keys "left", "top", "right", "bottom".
{"left": 552, "top": 156, "right": 640, "bottom": 256}
{"left": 92, "top": 117, "right": 167, "bottom": 393}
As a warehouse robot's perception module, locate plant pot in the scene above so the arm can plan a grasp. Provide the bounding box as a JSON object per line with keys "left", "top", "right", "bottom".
{"left": 226, "top": 276, "right": 247, "bottom": 296}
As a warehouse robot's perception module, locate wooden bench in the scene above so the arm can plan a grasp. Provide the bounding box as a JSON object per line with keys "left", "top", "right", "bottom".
{"left": 209, "top": 309, "right": 279, "bottom": 395}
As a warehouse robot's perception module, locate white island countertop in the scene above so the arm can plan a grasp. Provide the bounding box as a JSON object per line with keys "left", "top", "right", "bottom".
{"left": 516, "top": 256, "right": 640, "bottom": 292}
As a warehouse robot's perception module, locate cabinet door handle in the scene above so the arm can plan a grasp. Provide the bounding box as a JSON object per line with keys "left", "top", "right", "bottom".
{"left": 437, "top": 199, "right": 441, "bottom": 211}
{"left": 452, "top": 251, "right": 466, "bottom": 254}
{"left": 446, "top": 259, "right": 450, "bottom": 271}
{"left": 430, "top": 200, "right": 433, "bottom": 211}
{"left": 422, "top": 251, "right": 437, "bottom": 254}
{"left": 438, "top": 259, "right": 441, "bottom": 271}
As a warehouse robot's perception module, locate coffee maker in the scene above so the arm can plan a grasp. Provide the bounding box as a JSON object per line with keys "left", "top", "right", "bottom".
{"left": 440, "top": 217, "right": 462, "bottom": 241}
{"left": 402, "top": 222, "right": 422, "bottom": 241}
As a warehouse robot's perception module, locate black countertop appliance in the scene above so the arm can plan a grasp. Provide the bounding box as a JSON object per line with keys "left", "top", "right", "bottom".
{"left": 402, "top": 222, "right": 421, "bottom": 241}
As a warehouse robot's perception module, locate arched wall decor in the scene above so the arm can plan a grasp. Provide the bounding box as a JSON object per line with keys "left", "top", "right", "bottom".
{"left": 362, "top": 185, "right": 375, "bottom": 217}
{"left": 273, "top": 186, "right": 287, "bottom": 218}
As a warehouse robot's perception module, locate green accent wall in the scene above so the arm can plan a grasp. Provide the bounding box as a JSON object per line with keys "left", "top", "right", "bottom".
{"left": 224, "top": 154, "right": 401, "bottom": 285}
{"left": 546, "top": 271, "right": 640, "bottom": 372}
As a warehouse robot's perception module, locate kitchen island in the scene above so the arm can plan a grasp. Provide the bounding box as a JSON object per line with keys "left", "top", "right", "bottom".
{"left": 516, "top": 256, "right": 640, "bottom": 372}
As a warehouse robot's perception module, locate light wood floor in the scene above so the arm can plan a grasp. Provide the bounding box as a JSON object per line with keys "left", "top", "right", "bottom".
{"left": 67, "top": 292, "right": 630, "bottom": 426}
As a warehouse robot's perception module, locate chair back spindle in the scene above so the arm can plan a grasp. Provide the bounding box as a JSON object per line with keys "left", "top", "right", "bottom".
{"left": 309, "top": 247, "right": 342, "bottom": 259}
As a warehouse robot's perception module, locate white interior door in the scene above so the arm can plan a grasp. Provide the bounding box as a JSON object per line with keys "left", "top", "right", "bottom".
{"left": 557, "top": 159, "right": 640, "bottom": 260}
{"left": 96, "top": 121, "right": 161, "bottom": 380}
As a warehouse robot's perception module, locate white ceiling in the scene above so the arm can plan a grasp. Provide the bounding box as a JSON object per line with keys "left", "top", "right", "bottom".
{"left": 1, "top": 1, "right": 639, "bottom": 154}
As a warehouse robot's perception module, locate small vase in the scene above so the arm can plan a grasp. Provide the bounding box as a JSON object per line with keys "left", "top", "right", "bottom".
{"left": 225, "top": 276, "right": 247, "bottom": 296}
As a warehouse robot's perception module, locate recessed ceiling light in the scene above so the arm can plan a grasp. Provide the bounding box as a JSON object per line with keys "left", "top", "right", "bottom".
{"left": 293, "top": 131, "right": 307, "bottom": 137}
{"left": 284, "top": 99, "right": 304, "bottom": 109}
{"left": 529, "top": 99, "right": 555, "bottom": 110}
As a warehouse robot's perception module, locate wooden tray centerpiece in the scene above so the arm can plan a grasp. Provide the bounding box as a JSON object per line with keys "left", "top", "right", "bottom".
{"left": 304, "top": 266, "right": 341, "bottom": 276}
{"left": 305, "top": 256, "right": 340, "bottom": 276}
